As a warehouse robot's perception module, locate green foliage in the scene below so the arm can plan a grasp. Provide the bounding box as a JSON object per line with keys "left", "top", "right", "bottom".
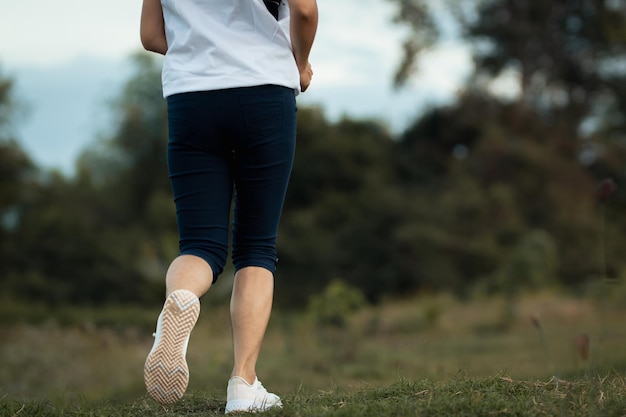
{"left": 493, "top": 230, "right": 559, "bottom": 294}
{"left": 386, "top": 0, "right": 440, "bottom": 87}
{"left": 277, "top": 111, "right": 410, "bottom": 305}
{"left": 307, "top": 280, "right": 366, "bottom": 328}
{"left": 0, "top": 56, "right": 167, "bottom": 307}
{"left": 389, "top": 0, "right": 626, "bottom": 207}
{"left": 0, "top": 67, "right": 22, "bottom": 137}
{"left": 470, "top": 0, "right": 626, "bottom": 109}
{"left": 77, "top": 52, "right": 170, "bottom": 222}
{"left": 0, "top": 139, "right": 34, "bottom": 231}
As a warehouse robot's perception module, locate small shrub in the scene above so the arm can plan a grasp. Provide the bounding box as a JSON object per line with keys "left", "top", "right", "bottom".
{"left": 307, "top": 280, "right": 367, "bottom": 328}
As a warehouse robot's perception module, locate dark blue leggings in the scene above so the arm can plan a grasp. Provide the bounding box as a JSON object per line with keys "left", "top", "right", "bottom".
{"left": 166, "top": 85, "right": 296, "bottom": 282}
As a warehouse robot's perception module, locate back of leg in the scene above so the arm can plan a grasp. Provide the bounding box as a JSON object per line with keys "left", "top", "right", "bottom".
{"left": 167, "top": 91, "right": 236, "bottom": 285}
{"left": 230, "top": 85, "right": 297, "bottom": 273}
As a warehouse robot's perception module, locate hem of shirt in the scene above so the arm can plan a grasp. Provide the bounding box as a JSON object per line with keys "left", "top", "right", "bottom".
{"left": 162, "top": 77, "right": 300, "bottom": 99}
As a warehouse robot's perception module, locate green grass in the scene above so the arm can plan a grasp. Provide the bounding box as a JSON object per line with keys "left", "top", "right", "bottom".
{"left": 2, "top": 291, "right": 626, "bottom": 415}
{"left": 2, "top": 375, "right": 626, "bottom": 416}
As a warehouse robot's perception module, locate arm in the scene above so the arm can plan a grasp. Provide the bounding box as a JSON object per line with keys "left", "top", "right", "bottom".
{"left": 288, "top": 0, "right": 318, "bottom": 92}
{"left": 140, "top": 0, "right": 168, "bottom": 55}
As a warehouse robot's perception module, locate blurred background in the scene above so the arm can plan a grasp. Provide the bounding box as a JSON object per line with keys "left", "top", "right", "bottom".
{"left": 1, "top": 0, "right": 625, "bottom": 406}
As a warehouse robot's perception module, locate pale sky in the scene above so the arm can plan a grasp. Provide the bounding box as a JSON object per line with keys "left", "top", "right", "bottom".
{"left": 0, "top": 0, "right": 143, "bottom": 67}
{"left": 0, "top": 0, "right": 473, "bottom": 173}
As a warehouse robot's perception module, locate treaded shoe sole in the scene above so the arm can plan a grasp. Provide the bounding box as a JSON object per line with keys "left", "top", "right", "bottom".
{"left": 225, "top": 399, "right": 257, "bottom": 413}
{"left": 144, "top": 290, "right": 200, "bottom": 404}
{"left": 225, "top": 399, "right": 283, "bottom": 414}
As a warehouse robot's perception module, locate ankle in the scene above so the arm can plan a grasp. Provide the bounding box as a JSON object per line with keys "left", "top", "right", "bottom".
{"left": 231, "top": 371, "right": 256, "bottom": 385}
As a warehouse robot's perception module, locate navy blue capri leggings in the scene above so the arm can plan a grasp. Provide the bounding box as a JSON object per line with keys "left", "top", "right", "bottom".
{"left": 166, "top": 85, "right": 296, "bottom": 282}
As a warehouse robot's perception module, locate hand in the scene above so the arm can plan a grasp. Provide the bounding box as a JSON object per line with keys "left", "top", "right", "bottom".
{"left": 299, "top": 62, "right": 313, "bottom": 92}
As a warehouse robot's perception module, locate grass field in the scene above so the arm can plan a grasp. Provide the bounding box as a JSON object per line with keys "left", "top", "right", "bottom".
{"left": 2, "top": 376, "right": 626, "bottom": 416}
{"left": 1, "top": 290, "right": 626, "bottom": 415}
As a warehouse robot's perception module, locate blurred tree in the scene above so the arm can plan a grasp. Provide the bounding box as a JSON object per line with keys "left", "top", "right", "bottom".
{"left": 469, "top": 0, "right": 626, "bottom": 116}
{"left": 0, "top": 141, "right": 34, "bottom": 233}
{"left": 278, "top": 109, "right": 411, "bottom": 304}
{"left": 0, "top": 70, "right": 33, "bottom": 217}
{"left": 4, "top": 0, "right": 624, "bottom": 309}
{"left": 387, "top": 0, "right": 625, "bottom": 291}
{"left": 0, "top": 70, "right": 37, "bottom": 292}
{"left": 78, "top": 53, "right": 170, "bottom": 221}
{"left": 386, "top": 0, "right": 441, "bottom": 87}
{"left": 1, "top": 56, "right": 169, "bottom": 307}
{"left": 394, "top": 91, "right": 600, "bottom": 291}
{"left": 469, "top": 0, "right": 626, "bottom": 216}
{"left": 76, "top": 52, "right": 176, "bottom": 284}
{"left": 390, "top": 0, "right": 626, "bottom": 171}
{"left": 8, "top": 173, "right": 160, "bottom": 305}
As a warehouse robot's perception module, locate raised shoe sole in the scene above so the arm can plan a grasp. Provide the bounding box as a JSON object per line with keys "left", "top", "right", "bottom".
{"left": 144, "top": 290, "right": 200, "bottom": 404}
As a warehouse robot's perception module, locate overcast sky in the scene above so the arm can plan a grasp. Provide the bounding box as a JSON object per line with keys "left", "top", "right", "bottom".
{"left": 0, "top": 0, "right": 472, "bottom": 174}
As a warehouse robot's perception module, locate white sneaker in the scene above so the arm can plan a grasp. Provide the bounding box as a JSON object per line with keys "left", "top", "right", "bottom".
{"left": 144, "top": 289, "right": 200, "bottom": 404}
{"left": 225, "top": 376, "right": 283, "bottom": 413}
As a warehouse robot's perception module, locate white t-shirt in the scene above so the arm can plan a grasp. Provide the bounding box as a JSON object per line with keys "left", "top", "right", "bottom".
{"left": 160, "top": 0, "right": 300, "bottom": 98}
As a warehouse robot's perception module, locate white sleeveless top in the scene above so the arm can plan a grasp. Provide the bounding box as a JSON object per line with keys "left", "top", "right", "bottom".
{"left": 160, "top": 0, "right": 300, "bottom": 97}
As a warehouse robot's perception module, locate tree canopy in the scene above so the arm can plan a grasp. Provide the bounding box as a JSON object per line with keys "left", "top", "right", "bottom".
{"left": 1, "top": 0, "right": 625, "bottom": 309}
